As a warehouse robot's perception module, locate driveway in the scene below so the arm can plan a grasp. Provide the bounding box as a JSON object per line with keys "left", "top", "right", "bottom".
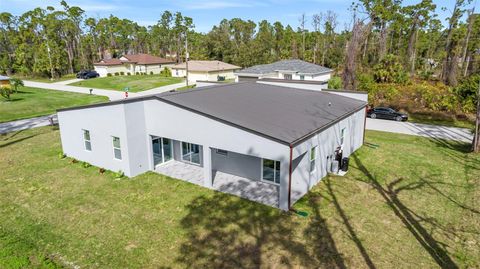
{"left": 0, "top": 114, "right": 57, "bottom": 134}
{"left": 366, "top": 118, "right": 473, "bottom": 143}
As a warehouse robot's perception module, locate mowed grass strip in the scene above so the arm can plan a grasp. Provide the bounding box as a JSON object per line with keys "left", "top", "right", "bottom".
{"left": 0, "top": 127, "right": 479, "bottom": 268}
{"left": 0, "top": 87, "right": 108, "bottom": 123}
{"left": 70, "top": 75, "right": 184, "bottom": 92}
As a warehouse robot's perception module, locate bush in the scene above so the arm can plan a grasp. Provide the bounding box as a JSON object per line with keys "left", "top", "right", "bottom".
{"left": 160, "top": 68, "right": 172, "bottom": 77}
{"left": 82, "top": 162, "right": 91, "bottom": 168}
{"left": 150, "top": 71, "right": 154, "bottom": 75}
{"left": 107, "top": 73, "right": 113, "bottom": 77}
{"left": 328, "top": 76, "right": 342, "bottom": 89}
{"left": 114, "top": 170, "right": 125, "bottom": 179}
{"left": 58, "top": 152, "right": 66, "bottom": 159}
{"left": 127, "top": 72, "right": 131, "bottom": 76}
{"left": 135, "top": 72, "right": 139, "bottom": 75}
{"left": 120, "top": 71, "right": 125, "bottom": 75}
{"left": 454, "top": 75, "right": 480, "bottom": 113}
{"left": 99, "top": 168, "right": 106, "bottom": 174}
{"left": 0, "top": 84, "right": 13, "bottom": 100}
{"left": 114, "top": 72, "right": 120, "bottom": 76}
{"left": 373, "top": 54, "right": 409, "bottom": 84}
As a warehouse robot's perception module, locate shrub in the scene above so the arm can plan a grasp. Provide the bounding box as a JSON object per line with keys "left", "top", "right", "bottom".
{"left": 328, "top": 76, "right": 342, "bottom": 89}
{"left": 135, "top": 72, "right": 139, "bottom": 75}
{"left": 58, "top": 152, "right": 66, "bottom": 159}
{"left": 0, "top": 84, "right": 13, "bottom": 100}
{"left": 373, "top": 54, "right": 409, "bottom": 84}
{"left": 114, "top": 170, "right": 125, "bottom": 179}
{"left": 71, "top": 158, "right": 78, "bottom": 163}
{"left": 107, "top": 73, "right": 113, "bottom": 77}
{"left": 82, "top": 162, "right": 91, "bottom": 168}
{"left": 99, "top": 168, "right": 106, "bottom": 174}
{"left": 150, "top": 71, "right": 154, "bottom": 75}
{"left": 120, "top": 71, "right": 125, "bottom": 75}
{"left": 454, "top": 74, "right": 480, "bottom": 113}
{"left": 160, "top": 68, "right": 172, "bottom": 77}
{"left": 127, "top": 72, "right": 131, "bottom": 76}
{"left": 114, "top": 72, "right": 120, "bottom": 76}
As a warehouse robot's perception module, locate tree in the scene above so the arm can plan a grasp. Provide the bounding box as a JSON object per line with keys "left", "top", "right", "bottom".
{"left": 473, "top": 78, "right": 480, "bottom": 152}
{"left": 9, "top": 77, "right": 23, "bottom": 93}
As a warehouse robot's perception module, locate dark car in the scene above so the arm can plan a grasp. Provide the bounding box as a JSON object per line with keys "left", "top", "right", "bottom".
{"left": 367, "top": 107, "right": 408, "bottom": 121}
{"left": 81, "top": 70, "right": 99, "bottom": 79}
{"left": 76, "top": 70, "right": 89, "bottom": 78}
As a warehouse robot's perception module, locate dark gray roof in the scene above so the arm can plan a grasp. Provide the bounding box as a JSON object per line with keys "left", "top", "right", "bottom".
{"left": 158, "top": 83, "right": 365, "bottom": 145}
{"left": 236, "top": 59, "right": 332, "bottom": 76}
{"left": 58, "top": 82, "right": 366, "bottom": 146}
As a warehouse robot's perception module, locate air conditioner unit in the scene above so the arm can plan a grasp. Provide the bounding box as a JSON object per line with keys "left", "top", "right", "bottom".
{"left": 331, "top": 160, "right": 339, "bottom": 174}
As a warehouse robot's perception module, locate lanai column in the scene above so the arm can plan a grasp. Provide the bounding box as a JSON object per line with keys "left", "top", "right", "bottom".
{"left": 203, "top": 146, "right": 213, "bottom": 188}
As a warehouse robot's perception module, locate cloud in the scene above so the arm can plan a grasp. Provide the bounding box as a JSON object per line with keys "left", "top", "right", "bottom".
{"left": 79, "top": 4, "right": 118, "bottom": 12}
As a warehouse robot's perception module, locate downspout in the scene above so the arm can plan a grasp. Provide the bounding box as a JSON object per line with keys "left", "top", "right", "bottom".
{"left": 363, "top": 106, "right": 367, "bottom": 144}
{"left": 288, "top": 144, "right": 293, "bottom": 210}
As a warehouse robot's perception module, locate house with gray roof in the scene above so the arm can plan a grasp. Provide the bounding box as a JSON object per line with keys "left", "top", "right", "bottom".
{"left": 57, "top": 82, "right": 366, "bottom": 210}
{"left": 235, "top": 59, "right": 333, "bottom": 84}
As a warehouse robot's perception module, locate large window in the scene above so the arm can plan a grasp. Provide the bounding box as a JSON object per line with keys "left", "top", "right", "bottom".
{"left": 83, "top": 130, "right": 91, "bottom": 151}
{"left": 182, "top": 142, "right": 200, "bottom": 164}
{"left": 284, "top": 74, "right": 292, "bottom": 80}
{"left": 310, "top": 146, "right": 317, "bottom": 173}
{"left": 152, "top": 137, "right": 173, "bottom": 166}
{"left": 262, "top": 159, "right": 280, "bottom": 184}
{"left": 112, "top": 136, "right": 122, "bottom": 160}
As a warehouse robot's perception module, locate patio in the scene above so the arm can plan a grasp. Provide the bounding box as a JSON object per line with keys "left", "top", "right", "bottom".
{"left": 155, "top": 160, "right": 279, "bottom": 208}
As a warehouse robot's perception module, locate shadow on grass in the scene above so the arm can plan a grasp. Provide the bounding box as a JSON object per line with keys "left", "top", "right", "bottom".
{"left": 176, "top": 192, "right": 346, "bottom": 268}
{"left": 352, "top": 154, "right": 459, "bottom": 269}
{"left": 0, "top": 134, "right": 38, "bottom": 148}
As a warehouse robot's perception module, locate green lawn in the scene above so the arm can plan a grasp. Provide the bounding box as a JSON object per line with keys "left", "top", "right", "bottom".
{"left": 0, "top": 128, "right": 479, "bottom": 268}
{"left": 408, "top": 112, "right": 475, "bottom": 130}
{"left": 69, "top": 75, "right": 184, "bottom": 92}
{"left": 0, "top": 87, "right": 108, "bottom": 123}
{"left": 12, "top": 74, "right": 77, "bottom": 83}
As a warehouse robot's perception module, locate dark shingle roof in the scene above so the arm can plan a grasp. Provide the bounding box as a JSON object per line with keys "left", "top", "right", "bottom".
{"left": 236, "top": 59, "right": 332, "bottom": 76}
{"left": 158, "top": 83, "right": 365, "bottom": 145}
{"left": 58, "top": 82, "right": 366, "bottom": 146}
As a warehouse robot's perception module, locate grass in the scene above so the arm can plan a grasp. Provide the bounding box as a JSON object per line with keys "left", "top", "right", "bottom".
{"left": 176, "top": 84, "right": 196, "bottom": 91}
{"left": 69, "top": 75, "right": 184, "bottom": 92}
{"left": 408, "top": 112, "right": 475, "bottom": 129}
{"left": 12, "top": 74, "right": 77, "bottom": 83}
{"left": 0, "top": 127, "right": 479, "bottom": 268}
{"left": 0, "top": 87, "right": 108, "bottom": 123}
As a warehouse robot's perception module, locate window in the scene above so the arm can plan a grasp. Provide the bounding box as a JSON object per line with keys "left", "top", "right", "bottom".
{"left": 284, "top": 74, "right": 292, "bottom": 80}
{"left": 310, "top": 146, "right": 317, "bottom": 173}
{"left": 83, "top": 130, "right": 91, "bottom": 151}
{"left": 262, "top": 159, "right": 280, "bottom": 184}
{"left": 216, "top": 149, "right": 228, "bottom": 156}
{"left": 340, "top": 128, "right": 346, "bottom": 146}
{"left": 300, "top": 75, "right": 305, "bottom": 80}
{"left": 182, "top": 142, "right": 200, "bottom": 164}
{"left": 112, "top": 136, "right": 122, "bottom": 160}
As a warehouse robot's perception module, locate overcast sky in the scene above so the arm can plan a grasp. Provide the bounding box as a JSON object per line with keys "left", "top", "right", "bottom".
{"left": 3, "top": 0, "right": 480, "bottom": 33}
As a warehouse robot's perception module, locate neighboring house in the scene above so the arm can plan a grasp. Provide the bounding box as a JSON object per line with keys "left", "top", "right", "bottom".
{"left": 0, "top": 75, "right": 10, "bottom": 86}
{"left": 235, "top": 59, "right": 332, "bottom": 83}
{"left": 57, "top": 82, "right": 366, "bottom": 210}
{"left": 171, "top": 60, "right": 240, "bottom": 83}
{"left": 94, "top": 53, "right": 176, "bottom": 77}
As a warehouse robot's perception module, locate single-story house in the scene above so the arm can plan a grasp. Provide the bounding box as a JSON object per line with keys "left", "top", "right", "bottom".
{"left": 235, "top": 59, "right": 332, "bottom": 83}
{"left": 0, "top": 75, "right": 10, "bottom": 86}
{"left": 171, "top": 60, "right": 240, "bottom": 83}
{"left": 57, "top": 82, "right": 366, "bottom": 210}
{"left": 94, "top": 53, "right": 176, "bottom": 77}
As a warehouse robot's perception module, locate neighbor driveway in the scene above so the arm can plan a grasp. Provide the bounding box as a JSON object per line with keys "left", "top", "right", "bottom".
{"left": 0, "top": 114, "right": 57, "bottom": 134}
{"left": 365, "top": 118, "right": 473, "bottom": 143}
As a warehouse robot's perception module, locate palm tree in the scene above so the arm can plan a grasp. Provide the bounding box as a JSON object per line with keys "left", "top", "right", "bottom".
{"left": 9, "top": 78, "right": 24, "bottom": 93}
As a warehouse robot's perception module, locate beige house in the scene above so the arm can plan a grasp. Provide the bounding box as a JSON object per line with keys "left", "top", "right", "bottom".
{"left": 171, "top": 60, "right": 240, "bottom": 83}
{"left": 94, "top": 54, "right": 176, "bottom": 77}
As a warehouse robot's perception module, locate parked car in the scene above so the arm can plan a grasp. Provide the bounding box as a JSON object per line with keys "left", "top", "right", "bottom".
{"left": 76, "top": 70, "right": 88, "bottom": 78}
{"left": 83, "top": 71, "right": 99, "bottom": 79}
{"left": 367, "top": 107, "right": 408, "bottom": 121}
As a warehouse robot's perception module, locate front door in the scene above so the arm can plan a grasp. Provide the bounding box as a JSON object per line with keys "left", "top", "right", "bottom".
{"left": 152, "top": 137, "right": 173, "bottom": 166}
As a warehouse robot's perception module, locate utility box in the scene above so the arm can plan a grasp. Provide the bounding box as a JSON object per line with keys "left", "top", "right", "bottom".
{"left": 341, "top": 157, "right": 349, "bottom": 172}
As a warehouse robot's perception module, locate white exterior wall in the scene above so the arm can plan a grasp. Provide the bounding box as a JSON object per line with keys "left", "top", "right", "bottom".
{"left": 94, "top": 65, "right": 130, "bottom": 77}
{"left": 173, "top": 69, "right": 237, "bottom": 83}
{"left": 95, "top": 64, "right": 173, "bottom": 77}
{"left": 289, "top": 108, "right": 366, "bottom": 204}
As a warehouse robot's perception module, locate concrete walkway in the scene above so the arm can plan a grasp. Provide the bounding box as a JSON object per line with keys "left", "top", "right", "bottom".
{"left": 24, "top": 80, "right": 126, "bottom": 101}
{"left": 366, "top": 118, "right": 473, "bottom": 143}
{"left": 0, "top": 114, "right": 57, "bottom": 134}
{"left": 52, "top": 78, "right": 84, "bottom": 85}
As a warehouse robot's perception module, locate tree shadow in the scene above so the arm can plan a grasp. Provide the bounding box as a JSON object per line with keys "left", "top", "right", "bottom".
{"left": 176, "top": 191, "right": 347, "bottom": 268}
{"left": 351, "top": 154, "right": 459, "bottom": 269}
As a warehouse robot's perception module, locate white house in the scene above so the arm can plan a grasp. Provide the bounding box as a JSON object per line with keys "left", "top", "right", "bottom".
{"left": 235, "top": 59, "right": 332, "bottom": 85}
{"left": 57, "top": 82, "right": 366, "bottom": 210}
{"left": 94, "top": 53, "right": 176, "bottom": 77}
{"left": 171, "top": 60, "right": 240, "bottom": 83}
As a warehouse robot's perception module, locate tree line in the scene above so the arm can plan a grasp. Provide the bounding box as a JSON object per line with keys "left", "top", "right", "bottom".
{"left": 0, "top": 0, "right": 479, "bottom": 88}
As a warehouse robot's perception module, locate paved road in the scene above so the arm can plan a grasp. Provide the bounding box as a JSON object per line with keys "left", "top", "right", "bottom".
{"left": 0, "top": 114, "right": 58, "bottom": 134}
{"left": 366, "top": 118, "right": 473, "bottom": 143}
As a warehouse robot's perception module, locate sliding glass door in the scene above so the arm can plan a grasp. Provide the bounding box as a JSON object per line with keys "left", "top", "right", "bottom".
{"left": 152, "top": 137, "right": 173, "bottom": 166}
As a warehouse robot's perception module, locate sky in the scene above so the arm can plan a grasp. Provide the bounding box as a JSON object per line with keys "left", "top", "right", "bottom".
{"left": 2, "top": 0, "right": 480, "bottom": 33}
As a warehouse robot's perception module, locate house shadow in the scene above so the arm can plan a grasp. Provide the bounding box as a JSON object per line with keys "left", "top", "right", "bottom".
{"left": 175, "top": 190, "right": 347, "bottom": 268}
{"left": 351, "top": 154, "right": 459, "bottom": 269}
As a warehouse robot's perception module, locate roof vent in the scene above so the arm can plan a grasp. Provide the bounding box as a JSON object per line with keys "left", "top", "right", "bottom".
{"left": 328, "top": 102, "right": 332, "bottom": 107}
